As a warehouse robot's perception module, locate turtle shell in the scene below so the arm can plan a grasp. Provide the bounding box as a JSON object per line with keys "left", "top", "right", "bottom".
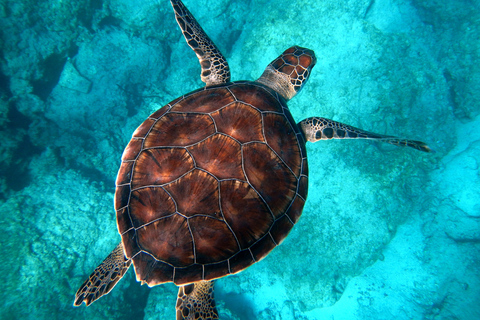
{"left": 115, "top": 81, "right": 308, "bottom": 286}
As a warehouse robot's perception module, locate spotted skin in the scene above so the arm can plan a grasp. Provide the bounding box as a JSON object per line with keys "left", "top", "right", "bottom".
{"left": 73, "top": 243, "right": 131, "bottom": 306}
{"left": 176, "top": 281, "right": 219, "bottom": 320}
{"left": 171, "top": 0, "right": 230, "bottom": 86}
{"left": 299, "top": 117, "right": 432, "bottom": 153}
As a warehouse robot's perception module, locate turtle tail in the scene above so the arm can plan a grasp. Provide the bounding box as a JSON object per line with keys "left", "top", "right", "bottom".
{"left": 73, "top": 242, "right": 132, "bottom": 306}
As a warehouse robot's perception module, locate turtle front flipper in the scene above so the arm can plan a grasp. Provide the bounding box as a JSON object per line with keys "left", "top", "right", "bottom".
{"left": 170, "top": 0, "right": 230, "bottom": 87}
{"left": 176, "top": 281, "right": 219, "bottom": 320}
{"left": 299, "top": 117, "right": 432, "bottom": 152}
{"left": 73, "top": 243, "right": 132, "bottom": 306}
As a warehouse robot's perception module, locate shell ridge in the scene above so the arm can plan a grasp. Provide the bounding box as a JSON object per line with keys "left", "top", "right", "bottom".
{"left": 225, "top": 86, "right": 236, "bottom": 101}
{"left": 129, "top": 166, "right": 196, "bottom": 191}
{"left": 209, "top": 113, "right": 218, "bottom": 132}
{"left": 264, "top": 140, "right": 298, "bottom": 179}
{"left": 248, "top": 248, "right": 256, "bottom": 263}
{"left": 206, "top": 100, "right": 237, "bottom": 114}
{"left": 239, "top": 144, "right": 276, "bottom": 221}
{"left": 217, "top": 183, "right": 243, "bottom": 251}
{"left": 182, "top": 132, "right": 217, "bottom": 149}
{"left": 136, "top": 213, "right": 177, "bottom": 229}
{"left": 268, "top": 232, "right": 278, "bottom": 246}
{"left": 186, "top": 219, "right": 197, "bottom": 264}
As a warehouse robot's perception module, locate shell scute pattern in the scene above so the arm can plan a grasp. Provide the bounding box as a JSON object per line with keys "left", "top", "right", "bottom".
{"left": 115, "top": 82, "right": 308, "bottom": 285}
{"left": 210, "top": 103, "right": 264, "bottom": 144}
{"left": 188, "top": 134, "right": 244, "bottom": 180}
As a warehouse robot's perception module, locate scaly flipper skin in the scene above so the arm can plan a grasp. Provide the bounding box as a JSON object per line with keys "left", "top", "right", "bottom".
{"left": 176, "top": 281, "right": 219, "bottom": 320}
{"left": 171, "top": 0, "right": 230, "bottom": 86}
{"left": 299, "top": 117, "right": 432, "bottom": 152}
{"left": 74, "top": 243, "right": 131, "bottom": 306}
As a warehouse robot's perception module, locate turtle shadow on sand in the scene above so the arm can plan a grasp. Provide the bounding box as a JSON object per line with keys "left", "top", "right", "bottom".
{"left": 73, "top": 0, "right": 431, "bottom": 319}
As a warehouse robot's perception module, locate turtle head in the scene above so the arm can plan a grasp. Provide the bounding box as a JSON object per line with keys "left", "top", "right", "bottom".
{"left": 256, "top": 46, "right": 316, "bottom": 101}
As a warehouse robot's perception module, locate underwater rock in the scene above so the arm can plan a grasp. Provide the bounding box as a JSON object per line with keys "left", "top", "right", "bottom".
{"left": 432, "top": 118, "right": 480, "bottom": 218}
{"left": 43, "top": 28, "right": 168, "bottom": 181}
{"left": 109, "top": 0, "right": 166, "bottom": 31}
{"left": 58, "top": 60, "right": 92, "bottom": 94}
{"left": 12, "top": 93, "right": 45, "bottom": 116}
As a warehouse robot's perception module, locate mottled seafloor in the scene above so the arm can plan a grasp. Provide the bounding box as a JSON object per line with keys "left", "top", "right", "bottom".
{"left": 1, "top": 0, "right": 479, "bottom": 319}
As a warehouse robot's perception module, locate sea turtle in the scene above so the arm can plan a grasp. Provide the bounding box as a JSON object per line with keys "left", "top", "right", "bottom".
{"left": 74, "top": 0, "right": 431, "bottom": 319}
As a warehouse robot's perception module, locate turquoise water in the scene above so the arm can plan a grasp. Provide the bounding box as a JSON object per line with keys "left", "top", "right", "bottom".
{"left": 1, "top": 0, "right": 479, "bottom": 319}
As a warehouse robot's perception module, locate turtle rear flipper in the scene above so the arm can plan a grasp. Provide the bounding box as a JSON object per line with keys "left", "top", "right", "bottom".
{"left": 176, "top": 281, "right": 219, "bottom": 320}
{"left": 74, "top": 243, "right": 132, "bottom": 306}
{"left": 299, "top": 117, "right": 433, "bottom": 153}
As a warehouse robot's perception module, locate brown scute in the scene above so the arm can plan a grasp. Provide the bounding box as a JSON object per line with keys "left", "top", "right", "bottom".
{"left": 114, "top": 184, "right": 131, "bottom": 210}
{"left": 203, "top": 260, "right": 230, "bottom": 280}
{"left": 133, "top": 252, "right": 174, "bottom": 285}
{"left": 144, "top": 113, "right": 215, "bottom": 147}
{"left": 301, "top": 158, "right": 308, "bottom": 177}
{"left": 263, "top": 113, "right": 302, "bottom": 177}
{"left": 229, "top": 84, "right": 282, "bottom": 112}
{"left": 269, "top": 215, "right": 294, "bottom": 245}
{"left": 164, "top": 169, "right": 220, "bottom": 218}
{"left": 281, "top": 64, "right": 295, "bottom": 75}
{"left": 220, "top": 180, "right": 273, "bottom": 249}
{"left": 129, "top": 187, "right": 176, "bottom": 228}
{"left": 148, "top": 104, "right": 170, "bottom": 120}
{"left": 250, "top": 234, "right": 277, "bottom": 262}
{"left": 189, "top": 216, "right": 239, "bottom": 264}
{"left": 282, "top": 54, "right": 298, "bottom": 67}
{"left": 228, "top": 250, "right": 254, "bottom": 274}
{"left": 271, "top": 57, "right": 284, "bottom": 70}
{"left": 211, "top": 102, "right": 264, "bottom": 144}
{"left": 299, "top": 54, "right": 313, "bottom": 68}
{"left": 188, "top": 134, "right": 244, "bottom": 180}
{"left": 116, "top": 207, "right": 133, "bottom": 235}
{"left": 173, "top": 264, "right": 204, "bottom": 285}
{"left": 285, "top": 196, "right": 305, "bottom": 224}
{"left": 143, "top": 260, "right": 175, "bottom": 286}
{"left": 298, "top": 133, "right": 308, "bottom": 156}
{"left": 131, "top": 148, "right": 194, "bottom": 188}
{"left": 122, "top": 138, "right": 143, "bottom": 161}
{"left": 116, "top": 161, "right": 133, "bottom": 185}
{"left": 243, "top": 143, "right": 297, "bottom": 218}
{"left": 132, "top": 119, "right": 155, "bottom": 138}
{"left": 121, "top": 228, "right": 140, "bottom": 259}
{"left": 171, "top": 87, "right": 233, "bottom": 113}
{"left": 137, "top": 214, "right": 194, "bottom": 267}
{"left": 298, "top": 175, "right": 308, "bottom": 199}
{"left": 295, "top": 65, "right": 306, "bottom": 76}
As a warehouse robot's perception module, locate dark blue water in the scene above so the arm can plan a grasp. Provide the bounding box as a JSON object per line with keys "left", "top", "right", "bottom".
{"left": 1, "top": 0, "right": 479, "bottom": 319}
